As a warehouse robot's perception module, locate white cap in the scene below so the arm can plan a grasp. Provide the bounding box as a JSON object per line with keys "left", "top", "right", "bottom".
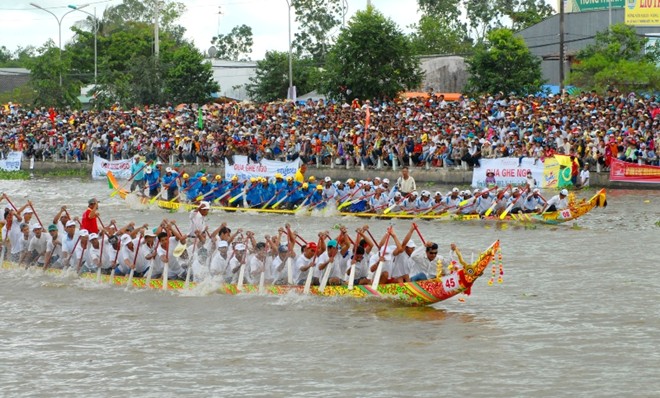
{"left": 533, "top": 188, "right": 540, "bottom": 193}
{"left": 382, "top": 178, "right": 390, "bottom": 184}
{"left": 411, "top": 191, "right": 419, "bottom": 197}
{"left": 513, "top": 187, "right": 520, "bottom": 193}
{"left": 89, "top": 233, "right": 99, "bottom": 240}
{"left": 145, "top": 166, "right": 152, "bottom": 174}
{"left": 218, "top": 240, "right": 229, "bottom": 248}
{"left": 324, "top": 176, "right": 332, "bottom": 182}
{"left": 24, "top": 209, "right": 34, "bottom": 215}
{"left": 421, "top": 190, "right": 430, "bottom": 197}
{"left": 394, "top": 192, "right": 402, "bottom": 198}
{"left": 120, "top": 234, "right": 132, "bottom": 245}
{"left": 452, "top": 187, "right": 459, "bottom": 193}
{"left": 144, "top": 230, "right": 156, "bottom": 237}
{"left": 65, "top": 220, "right": 76, "bottom": 228}
{"left": 406, "top": 240, "right": 416, "bottom": 248}
{"left": 435, "top": 191, "right": 442, "bottom": 196}
{"left": 78, "top": 229, "right": 89, "bottom": 237}
{"left": 166, "top": 167, "right": 173, "bottom": 173}
{"left": 31, "top": 223, "right": 42, "bottom": 230}
{"left": 235, "top": 243, "right": 246, "bottom": 251}
{"left": 482, "top": 188, "right": 490, "bottom": 193}
{"left": 199, "top": 201, "right": 210, "bottom": 210}
{"left": 560, "top": 189, "right": 568, "bottom": 196}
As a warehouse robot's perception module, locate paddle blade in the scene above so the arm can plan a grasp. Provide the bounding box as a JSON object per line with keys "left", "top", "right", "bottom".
{"left": 347, "top": 263, "right": 356, "bottom": 290}
{"left": 337, "top": 200, "right": 350, "bottom": 210}
{"left": 303, "top": 269, "right": 314, "bottom": 294}
{"left": 383, "top": 204, "right": 395, "bottom": 214}
{"left": 500, "top": 203, "right": 514, "bottom": 219}
{"left": 371, "top": 262, "right": 383, "bottom": 290}
{"left": 484, "top": 201, "right": 497, "bottom": 217}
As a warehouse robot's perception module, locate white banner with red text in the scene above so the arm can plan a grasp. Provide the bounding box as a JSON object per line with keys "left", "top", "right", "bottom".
{"left": 471, "top": 158, "right": 546, "bottom": 188}
{"left": 0, "top": 151, "right": 23, "bottom": 171}
{"left": 92, "top": 155, "right": 132, "bottom": 179}
{"left": 224, "top": 155, "right": 301, "bottom": 182}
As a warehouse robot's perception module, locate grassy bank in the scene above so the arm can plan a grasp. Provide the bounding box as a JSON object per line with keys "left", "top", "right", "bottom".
{"left": 0, "top": 168, "right": 90, "bottom": 180}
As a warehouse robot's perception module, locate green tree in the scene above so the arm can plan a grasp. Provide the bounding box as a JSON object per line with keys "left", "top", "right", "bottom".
{"left": 27, "top": 41, "right": 80, "bottom": 108}
{"left": 291, "top": 0, "right": 343, "bottom": 63}
{"left": 504, "top": 0, "right": 554, "bottom": 32}
{"left": 246, "top": 51, "right": 317, "bottom": 102}
{"left": 211, "top": 24, "right": 254, "bottom": 61}
{"left": 103, "top": 0, "right": 187, "bottom": 42}
{"left": 320, "top": 6, "right": 423, "bottom": 100}
{"left": 164, "top": 44, "right": 219, "bottom": 104}
{"left": 417, "top": 0, "right": 462, "bottom": 21}
{"left": 568, "top": 23, "right": 660, "bottom": 93}
{"left": 0, "top": 46, "right": 12, "bottom": 65}
{"left": 465, "top": 28, "right": 544, "bottom": 96}
{"left": 409, "top": 15, "right": 472, "bottom": 55}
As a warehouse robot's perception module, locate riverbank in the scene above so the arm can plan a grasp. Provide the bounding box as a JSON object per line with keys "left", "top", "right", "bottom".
{"left": 7, "top": 160, "right": 660, "bottom": 189}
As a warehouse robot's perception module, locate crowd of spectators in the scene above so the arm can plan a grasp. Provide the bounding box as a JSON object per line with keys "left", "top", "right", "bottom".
{"left": 1, "top": 90, "right": 659, "bottom": 170}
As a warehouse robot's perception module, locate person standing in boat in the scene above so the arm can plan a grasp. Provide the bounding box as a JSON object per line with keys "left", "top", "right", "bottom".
{"left": 188, "top": 201, "right": 210, "bottom": 237}
{"left": 81, "top": 198, "right": 100, "bottom": 235}
{"left": 395, "top": 167, "right": 416, "bottom": 197}
{"left": 542, "top": 189, "right": 569, "bottom": 213}
{"left": 294, "top": 163, "right": 307, "bottom": 184}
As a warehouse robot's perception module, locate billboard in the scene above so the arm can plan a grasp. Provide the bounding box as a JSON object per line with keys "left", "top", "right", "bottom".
{"left": 565, "top": 0, "right": 624, "bottom": 12}
{"left": 626, "top": 0, "right": 660, "bottom": 25}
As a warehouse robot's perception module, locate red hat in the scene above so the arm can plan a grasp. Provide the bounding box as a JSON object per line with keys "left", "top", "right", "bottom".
{"left": 306, "top": 242, "right": 317, "bottom": 251}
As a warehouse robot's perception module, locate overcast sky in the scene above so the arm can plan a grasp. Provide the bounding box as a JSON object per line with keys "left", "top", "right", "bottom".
{"left": 0, "top": 0, "right": 556, "bottom": 59}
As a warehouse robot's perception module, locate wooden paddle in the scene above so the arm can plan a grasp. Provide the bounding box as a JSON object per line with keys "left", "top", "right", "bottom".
{"left": 75, "top": 243, "right": 87, "bottom": 274}
{"left": 126, "top": 234, "right": 143, "bottom": 288}
{"left": 347, "top": 231, "right": 361, "bottom": 290}
{"left": 383, "top": 193, "right": 411, "bottom": 215}
{"left": 162, "top": 230, "right": 170, "bottom": 291}
{"left": 96, "top": 231, "right": 104, "bottom": 282}
{"left": 370, "top": 228, "right": 392, "bottom": 291}
{"left": 484, "top": 185, "right": 511, "bottom": 217}
{"left": 272, "top": 188, "right": 295, "bottom": 209}
{"left": 109, "top": 238, "right": 120, "bottom": 284}
{"left": 500, "top": 187, "right": 528, "bottom": 219}
{"left": 228, "top": 182, "right": 253, "bottom": 204}
{"left": 303, "top": 237, "right": 324, "bottom": 295}
{"left": 183, "top": 238, "right": 197, "bottom": 289}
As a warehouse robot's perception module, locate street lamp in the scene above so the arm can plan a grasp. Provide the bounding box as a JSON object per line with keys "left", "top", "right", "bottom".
{"left": 68, "top": 4, "right": 97, "bottom": 86}
{"left": 30, "top": 2, "right": 89, "bottom": 86}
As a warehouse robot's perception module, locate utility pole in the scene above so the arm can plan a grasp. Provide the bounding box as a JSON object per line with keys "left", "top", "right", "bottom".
{"left": 559, "top": 0, "right": 565, "bottom": 93}
{"left": 286, "top": 0, "right": 294, "bottom": 100}
{"left": 154, "top": 1, "right": 160, "bottom": 58}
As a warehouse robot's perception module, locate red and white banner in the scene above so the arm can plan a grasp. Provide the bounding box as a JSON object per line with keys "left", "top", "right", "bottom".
{"left": 472, "top": 158, "right": 545, "bottom": 188}
{"left": 609, "top": 158, "right": 660, "bottom": 184}
{"left": 92, "top": 155, "right": 132, "bottom": 179}
{"left": 224, "top": 155, "right": 301, "bottom": 182}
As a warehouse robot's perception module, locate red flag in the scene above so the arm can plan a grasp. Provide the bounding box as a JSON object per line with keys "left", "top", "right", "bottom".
{"left": 365, "top": 107, "right": 371, "bottom": 130}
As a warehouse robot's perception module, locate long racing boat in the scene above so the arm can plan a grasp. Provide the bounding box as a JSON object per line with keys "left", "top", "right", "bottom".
{"left": 1, "top": 241, "right": 501, "bottom": 306}
{"left": 107, "top": 172, "right": 606, "bottom": 224}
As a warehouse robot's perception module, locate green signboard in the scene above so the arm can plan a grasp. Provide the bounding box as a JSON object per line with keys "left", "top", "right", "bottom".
{"left": 571, "top": 0, "right": 624, "bottom": 12}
